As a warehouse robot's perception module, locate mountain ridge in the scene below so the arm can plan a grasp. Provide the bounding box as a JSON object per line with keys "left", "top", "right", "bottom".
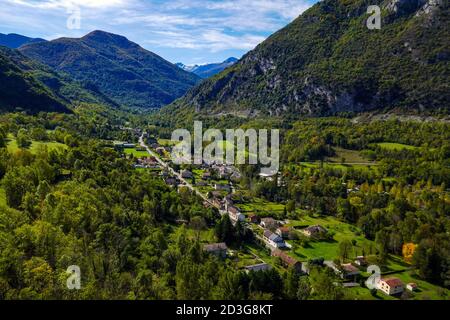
{"left": 0, "top": 33, "right": 47, "bottom": 49}
{"left": 176, "top": 57, "right": 239, "bottom": 78}
{"left": 164, "top": 0, "right": 449, "bottom": 119}
{"left": 19, "top": 30, "right": 201, "bottom": 109}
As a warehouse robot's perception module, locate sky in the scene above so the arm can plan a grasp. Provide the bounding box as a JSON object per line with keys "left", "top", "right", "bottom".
{"left": 0, "top": 0, "right": 316, "bottom": 65}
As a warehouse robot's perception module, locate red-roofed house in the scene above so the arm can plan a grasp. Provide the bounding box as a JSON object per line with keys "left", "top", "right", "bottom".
{"left": 272, "top": 249, "right": 302, "bottom": 272}
{"left": 341, "top": 263, "right": 360, "bottom": 278}
{"left": 377, "top": 278, "right": 404, "bottom": 295}
{"left": 276, "top": 227, "right": 290, "bottom": 239}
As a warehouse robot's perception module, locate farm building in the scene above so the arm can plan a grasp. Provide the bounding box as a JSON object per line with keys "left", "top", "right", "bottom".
{"left": 204, "top": 243, "right": 228, "bottom": 258}
{"left": 260, "top": 218, "right": 278, "bottom": 229}
{"left": 302, "top": 225, "right": 328, "bottom": 237}
{"left": 272, "top": 249, "right": 302, "bottom": 272}
{"left": 276, "top": 227, "right": 290, "bottom": 239}
{"left": 245, "top": 263, "right": 272, "bottom": 273}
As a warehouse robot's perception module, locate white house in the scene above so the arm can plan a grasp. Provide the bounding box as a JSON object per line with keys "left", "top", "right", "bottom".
{"left": 406, "top": 283, "right": 418, "bottom": 292}
{"left": 263, "top": 230, "right": 286, "bottom": 248}
{"left": 377, "top": 278, "right": 404, "bottom": 296}
{"left": 228, "top": 206, "right": 245, "bottom": 223}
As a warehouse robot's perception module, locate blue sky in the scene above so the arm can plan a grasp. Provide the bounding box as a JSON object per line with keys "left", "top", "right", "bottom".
{"left": 0, "top": 0, "right": 316, "bottom": 65}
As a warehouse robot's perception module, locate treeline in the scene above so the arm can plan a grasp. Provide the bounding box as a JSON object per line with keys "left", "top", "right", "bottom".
{"left": 239, "top": 118, "right": 450, "bottom": 287}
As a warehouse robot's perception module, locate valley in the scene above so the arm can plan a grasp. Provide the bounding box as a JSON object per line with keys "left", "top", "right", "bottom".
{"left": 0, "top": 0, "right": 448, "bottom": 303}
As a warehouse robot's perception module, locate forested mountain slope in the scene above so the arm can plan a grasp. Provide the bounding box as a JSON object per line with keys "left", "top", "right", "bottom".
{"left": 0, "top": 47, "right": 70, "bottom": 113}
{"left": 166, "top": 0, "right": 449, "bottom": 118}
{"left": 19, "top": 30, "right": 201, "bottom": 109}
{"left": 0, "top": 33, "right": 46, "bottom": 49}
{"left": 0, "top": 47, "right": 121, "bottom": 114}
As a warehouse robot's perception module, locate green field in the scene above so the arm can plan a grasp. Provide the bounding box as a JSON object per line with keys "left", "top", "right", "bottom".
{"left": 6, "top": 137, "right": 67, "bottom": 154}
{"left": 169, "top": 224, "right": 217, "bottom": 244}
{"left": 158, "top": 139, "right": 177, "bottom": 147}
{"left": 230, "top": 250, "right": 263, "bottom": 269}
{"left": 374, "top": 142, "right": 418, "bottom": 151}
{"left": 123, "top": 147, "right": 150, "bottom": 158}
{"left": 245, "top": 244, "right": 284, "bottom": 271}
{"left": 346, "top": 268, "right": 449, "bottom": 300}
{"left": 286, "top": 215, "right": 375, "bottom": 261}
{"left": 328, "top": 147, "right": 374, "bottom": 164}
{"left": 386, "top": 271, "right": 450, "bottom": 300}
{"left": 237, "top": 198, "right": 286, "bottom": 218}
{"left": 299, "top": 162, "right": 377, "bottom": 173}
{"left": 346, "top": 286, "right": 395, "bottom": 300}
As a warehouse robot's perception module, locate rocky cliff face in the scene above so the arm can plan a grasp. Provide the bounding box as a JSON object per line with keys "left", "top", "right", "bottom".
{"left": 166, "top": 0, "right": 449, "bottom": 118}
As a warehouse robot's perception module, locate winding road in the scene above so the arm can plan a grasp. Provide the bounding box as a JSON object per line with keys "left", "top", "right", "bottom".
{"left": 139, "top": 133, "right": 212, "bottom": 205}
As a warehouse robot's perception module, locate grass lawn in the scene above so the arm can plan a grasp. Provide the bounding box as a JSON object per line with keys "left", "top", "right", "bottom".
{"left": 286, "top": 215, "right": 375, "bottom": 261}
{"left": 374, "top": 142, "right": 418, "bottom": 151}
{"left": 386, "top": 271, "right": 450, "bottom": 300}
{"left": 345, "top": 286, "right": 395, "bottom": 300}
{"left": 158, "top": 139, "right": 177, "bottom": 147}
{"left": 244, "top": 243, "right": 285, "bottom": 272}
{"left": 169, "top": 224, "right": 217, "bottom": 244}
{"left": 230, "top": 250, "right": 263, "bottom": 269}
{"left": 299, "top": 162, "right": 377, "bottom": 173}
{"left": 328, "top": 147, "right": 374, "bottom": 164}
{"left": 192, "top": 169, "right": 205, "bottom": 179}
{"left": 237, "top": 197, "right": 286, "bottom": 218}
{"left": 0, "top": 187, "right": 6, "bottom": 207}
{"left": 7, "top": 136, "right": 67, "bottom": 154}
{"left": 123, "top": 147, "right": 149, "bottom": 158}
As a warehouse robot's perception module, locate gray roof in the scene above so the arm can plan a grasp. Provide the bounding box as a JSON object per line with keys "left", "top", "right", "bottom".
{"left": 264, "top": 230, "right": 283, "bottom": 243}
{"left": 204, "top": 243, "right": 228, "bottom": 252}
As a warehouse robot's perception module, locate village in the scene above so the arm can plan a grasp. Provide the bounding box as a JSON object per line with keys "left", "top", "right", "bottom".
{"left": 111, "top": 130, "right": 433, "bottom": 300}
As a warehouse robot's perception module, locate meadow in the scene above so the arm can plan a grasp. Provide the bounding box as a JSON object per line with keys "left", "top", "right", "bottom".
{"left": 286, "top": 215, "right": 375, "bottom": 261}
{"left": 6, "top": 136, "right": 67, "bottom": 154}
{"left": 373, "top": 142, "right": 418, "bottom": 151}
{"left": 123, "top": 147, "right": 150, "bottom": 158}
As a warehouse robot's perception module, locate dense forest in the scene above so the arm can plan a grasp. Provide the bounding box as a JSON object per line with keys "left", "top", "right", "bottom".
{"left": 0, "top": 110, "right": 449, "bottom": 299}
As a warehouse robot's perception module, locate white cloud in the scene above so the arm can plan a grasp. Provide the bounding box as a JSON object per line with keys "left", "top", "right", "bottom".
{"left": 6, "top": 0, "right": 132, "bottom": 9}
{"left": 143, "top": 28, "right": 265, "bottom": 52}
{"left": 1, "top": 0, "right": 315, "bottom": 59}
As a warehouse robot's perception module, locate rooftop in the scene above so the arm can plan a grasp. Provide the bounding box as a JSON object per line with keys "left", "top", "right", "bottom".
{"left": 204, "top": 243, "right": 228, "bottom": 252}
{"left": 383, "top": 278, "right": 404, "bottom": 287}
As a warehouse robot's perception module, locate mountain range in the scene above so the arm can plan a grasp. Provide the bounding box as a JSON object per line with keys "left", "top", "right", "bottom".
{"left": 0, "top": 45, "right": 123, "bottom": 114}
{"left": 0, "top": 33, "right": 47, "bottom": 49}
{"left": 165, "top": 0, "right": 449, "bottom": 119}
{"left": 1, "top": 0, "right": 448, "bottom": 118}
{"left": 176, "top": 57, "right": 238, "bottom": 78}
{"left": 19, "top": 30, "right": 201, "bottom": 109}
